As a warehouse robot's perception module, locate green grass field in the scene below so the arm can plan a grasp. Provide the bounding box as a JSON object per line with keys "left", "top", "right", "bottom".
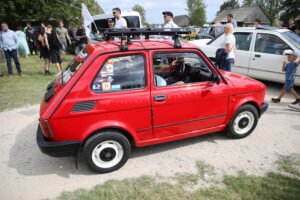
{"left": 0, "top": 54, "right": 73, "bottom": 111}
{"left": 51, "top": 156, "right": 300, "bottom": 200}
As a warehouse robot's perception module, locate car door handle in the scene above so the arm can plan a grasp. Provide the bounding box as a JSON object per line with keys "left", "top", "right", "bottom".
{"left": 154, "top": 95, "right": 167, "bottom": 101}
{"left": 254, "top": 54, "right": 261, "bottom": 58}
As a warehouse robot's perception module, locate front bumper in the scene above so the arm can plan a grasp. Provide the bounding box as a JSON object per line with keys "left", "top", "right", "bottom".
{"left": 36, "top": 126, "right": 81, "bottom": 157}
{"left": 259, "top": 102, "right": 268, "bottom": 117}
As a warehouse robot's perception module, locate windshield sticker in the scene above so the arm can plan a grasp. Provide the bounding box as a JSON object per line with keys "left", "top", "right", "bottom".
{"left": 108, "top": 58, "right": 120, "bottom": 63}
{"left": 106, "top": 63, "right": 114, "bottom": 73}
{"left": 111, "top": 85, "right": 121, "bottom": 91}
{"left": 95, "top": 78, "right": 106, "bottom": 83}
{"left": 107, "top": 76, "right": 114, "bottom": 82}
{"left": 101, "top": 70, "right": 114, "bottom": 77}
{"left": 92, "top": 83, "right": 102, "bottom": 92}
{"left": 102, "top": 82, "right": 111, "bottom": 91}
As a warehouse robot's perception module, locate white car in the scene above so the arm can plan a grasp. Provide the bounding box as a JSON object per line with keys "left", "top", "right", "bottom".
{"left": 190, "top": 27, "right": 300, "bottom": 86}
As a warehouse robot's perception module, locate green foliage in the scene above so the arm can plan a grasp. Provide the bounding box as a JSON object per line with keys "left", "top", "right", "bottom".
{"left": 242, "top": 0, "right": 255, "bottom": 6}
{"left": 217, "top": 0, "right": 240, "bottom": 15}
{"left": 279, "top": 0, "right": 300, "bottom": 27}
{"left": 0, "top": 0, "right": 102, "bottom": 29}
{"left": 255, "top": 0, "right": 283, "bottom": 26}
{"left": 186, "top": 0, "right": 206, "bottom": 27}
{"left": 132, "top": 4, "right": 147, "bottom": 25}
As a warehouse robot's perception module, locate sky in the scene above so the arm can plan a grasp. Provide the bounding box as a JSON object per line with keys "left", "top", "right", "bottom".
{"left": 96, "top": 0, "right": 243, "bottom": 24}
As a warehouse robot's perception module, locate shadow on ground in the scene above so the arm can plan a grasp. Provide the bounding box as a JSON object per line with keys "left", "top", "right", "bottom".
{"left": 8, "top": 121, "right": 228, "bottom": 177}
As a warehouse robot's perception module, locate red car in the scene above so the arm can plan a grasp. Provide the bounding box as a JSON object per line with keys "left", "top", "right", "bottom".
{"left": 37, "top": 28, "right": 268, "bottom": 173}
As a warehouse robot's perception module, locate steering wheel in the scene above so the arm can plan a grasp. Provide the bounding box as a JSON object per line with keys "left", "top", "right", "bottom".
{"left": 171, "top": 60, "right": 186, "bottom": 82}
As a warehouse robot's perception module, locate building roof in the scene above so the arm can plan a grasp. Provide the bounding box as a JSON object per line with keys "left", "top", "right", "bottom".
{"left": 213, "top": 6, "right": 270, "bottom": 24}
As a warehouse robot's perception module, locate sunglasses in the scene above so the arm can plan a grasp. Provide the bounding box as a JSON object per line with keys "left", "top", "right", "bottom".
{"left": 113, "top": 12, "right": 117, "bottom": 14}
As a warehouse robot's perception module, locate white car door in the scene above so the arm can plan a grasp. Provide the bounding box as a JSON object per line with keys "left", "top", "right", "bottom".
{"left": 232, "top": 32, "right": 253, "bottom": 75}
{"left": 248, "top": 32, "right": 293, "bottom": 84}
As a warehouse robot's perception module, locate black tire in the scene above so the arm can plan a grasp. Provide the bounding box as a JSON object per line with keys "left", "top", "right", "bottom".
{"left": 83, "top": 130, "right": 131, "bottom": 173}
{"left": 226, "top": 104, "right": 259, "bottom": 139}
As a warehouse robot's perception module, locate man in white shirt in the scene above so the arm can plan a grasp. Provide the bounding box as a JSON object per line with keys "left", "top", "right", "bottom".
{"left": 162, "top": 11, "right": 178, "bottom": 40}
{"left": 112, "top": 8, "right": 127, "bottom": 29}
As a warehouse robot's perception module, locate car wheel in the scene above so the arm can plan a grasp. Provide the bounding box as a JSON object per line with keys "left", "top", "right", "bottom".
{"left": 83, "top": 131, "right": 131, "bottom": 173}
{"left": 226, "top": 104, "right": 258, "bottom": 139}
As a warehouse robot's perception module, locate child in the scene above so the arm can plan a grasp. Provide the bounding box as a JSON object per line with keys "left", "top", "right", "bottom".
{"left": 271, "top": 50, "right": 300, "bottom": 104}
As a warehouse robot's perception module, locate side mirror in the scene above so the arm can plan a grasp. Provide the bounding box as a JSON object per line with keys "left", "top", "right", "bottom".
{"left": 212, "top": 73, "right": 221, "bottom": 85}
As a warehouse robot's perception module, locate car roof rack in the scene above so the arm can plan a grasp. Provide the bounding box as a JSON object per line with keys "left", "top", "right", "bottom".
{"left": 256, "top": 25, "right": 278, "bottom": 30}
{"left": 101, "top": 28, "right": 192, "bottom": 50}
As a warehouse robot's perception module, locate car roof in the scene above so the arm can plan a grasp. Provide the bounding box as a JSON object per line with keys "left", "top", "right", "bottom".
{"left": 86, "top": 40, "right": 198, "bottom": 55}
{"left": 234, "top": 27, "right": 290, "bottom": 33}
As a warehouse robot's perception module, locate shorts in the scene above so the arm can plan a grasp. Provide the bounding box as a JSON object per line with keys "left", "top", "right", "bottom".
{"left": 60, "top": 39, "right": 67, "bottom": 51}
{"left": 283, "top": 79, "right": 295, "bottom": 89}
{"left": 50, "top": 50, "right": 62, "bottom": 64}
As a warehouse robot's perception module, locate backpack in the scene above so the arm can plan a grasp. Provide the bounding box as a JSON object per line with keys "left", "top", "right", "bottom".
{"left": 215, "top": 48, "right": 227, "bottom": 68}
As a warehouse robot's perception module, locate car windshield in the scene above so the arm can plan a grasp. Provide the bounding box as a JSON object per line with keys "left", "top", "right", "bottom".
{"left": 61, "top": 50, "right": 89, "bottom": 85}
{"left": 282, "top": 31, "right": 300, "bottom": 50}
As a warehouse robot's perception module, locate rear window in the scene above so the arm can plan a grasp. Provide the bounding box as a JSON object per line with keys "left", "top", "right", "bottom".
{"left": 61, "top": 50, "right": 89, "bottom": 84}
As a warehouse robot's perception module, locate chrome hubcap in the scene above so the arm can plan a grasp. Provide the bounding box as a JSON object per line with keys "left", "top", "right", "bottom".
{"left": 92, "top": 140, "right": 123, "bottom": 168}
{"left": 233, "top": 111, "right": 255, "bottom": 135}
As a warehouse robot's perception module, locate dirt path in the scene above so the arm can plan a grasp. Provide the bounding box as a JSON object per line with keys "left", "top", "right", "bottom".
{"left": 0, "top": 82, "right": 300, "bottom": 200}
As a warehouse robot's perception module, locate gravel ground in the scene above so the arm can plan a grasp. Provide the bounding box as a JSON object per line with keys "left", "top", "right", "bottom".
{"left": 0, "top": 81, "right": 299, "bottom": 200}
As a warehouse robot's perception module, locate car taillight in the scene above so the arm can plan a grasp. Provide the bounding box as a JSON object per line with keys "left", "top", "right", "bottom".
{"left": 39, "top": 119, "right": 53, "bottom": 138}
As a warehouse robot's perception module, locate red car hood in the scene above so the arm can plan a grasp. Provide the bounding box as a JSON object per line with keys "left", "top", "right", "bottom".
{"left": 219, "top": 70, "right": 266, "bottom": 95}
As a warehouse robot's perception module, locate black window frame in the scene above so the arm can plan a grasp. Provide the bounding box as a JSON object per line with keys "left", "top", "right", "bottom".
{"left": 151, "top": 51, "right": 215, "bottom": 88}
{"left": 90, "top": 53, "right": 148, "bottom": 94}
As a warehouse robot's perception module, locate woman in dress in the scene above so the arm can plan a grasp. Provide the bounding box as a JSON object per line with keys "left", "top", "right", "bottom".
{"left": 16, "top": 27, "right": 30, "bottom": 58}
{"left": 38, "top": 23, "right": 51, "bottom": 75}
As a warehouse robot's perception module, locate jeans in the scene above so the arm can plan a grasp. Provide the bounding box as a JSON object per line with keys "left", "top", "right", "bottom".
{"left": 219, "top": 58, "right": 234, "bottom": 72}
{"left": 4, "top": 49, "right": 22, "bottom": 74}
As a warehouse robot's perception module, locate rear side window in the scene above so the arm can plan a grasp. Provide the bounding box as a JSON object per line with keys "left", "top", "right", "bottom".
{"left": 254, "top": 33, "right": 290, "bottom": 55}
{"left": 92, "top": 54, "right": 146, "bottom": 93}
{"left": 234, "top": 32, "right": 253, "bottom": 51}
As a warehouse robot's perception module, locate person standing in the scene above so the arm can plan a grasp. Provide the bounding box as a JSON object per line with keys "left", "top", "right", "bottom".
{"left": 76, "top": 23, "right": 88, "bottom": 49}
{"left": 56, "top": 21, "right": 71, "bottom": 58}
{"left": 25, "top": 23, "right": 38, "bottom": 55}
{"left": 16, "top": 27, "right": 30, "bottom": 58}
{"left": 288, "top": 17, "right": 297, "bottom": 33}
{"left": 219, "top": 23, "right": 236, "bottom": 71}
{"left": 112, "top": 8, "right": 127, "bottom": 28}
{"left": 254, "top": 18, "right": 261, "bottom": 26}
{"left": 46, "top": 25, "right": 62, "bottom": 73}
{"left": 162, "top": 11, "right": 178, "bottom": 40}
{"left": 227, "top": 14, "right": 237, "bottom": 28}
{"left": 0, "top": 22, "right": 22, "bottom": 76}
{"left": 38, "top": 24, "right": 51, "bottom": 75}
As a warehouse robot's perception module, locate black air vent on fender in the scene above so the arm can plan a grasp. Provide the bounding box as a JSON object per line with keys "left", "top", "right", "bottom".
{"left": 72, "top": 101, "right": 96, "bottom": 113}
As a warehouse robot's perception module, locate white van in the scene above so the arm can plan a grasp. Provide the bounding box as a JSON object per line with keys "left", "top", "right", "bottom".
{"left": 92, "top": 11, "right": 142, "bottom": 29}
{"left": 190, "top": 27, "right": 300, "bottom": 86}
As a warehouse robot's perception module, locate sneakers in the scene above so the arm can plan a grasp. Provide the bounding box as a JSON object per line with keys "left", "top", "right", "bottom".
{"left": 291, "top": 98, "right": 300, "bottom": 105}
{"left": 271, "top": 98, "right": 280, "bottom": 103}
{"left": 288, "top": 103, "right": 300, "bottom": 111}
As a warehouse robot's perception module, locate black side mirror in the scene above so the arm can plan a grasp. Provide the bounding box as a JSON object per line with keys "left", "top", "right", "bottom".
{"left": 212, "top": 73, "right": 221, "bottom": 85}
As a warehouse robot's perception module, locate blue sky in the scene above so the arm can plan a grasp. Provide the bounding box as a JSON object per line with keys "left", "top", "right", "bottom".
{"left": 96, "top": 0, "right": 242, "bottom": 24}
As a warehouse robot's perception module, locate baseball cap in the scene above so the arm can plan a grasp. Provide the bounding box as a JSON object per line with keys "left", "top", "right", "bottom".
{"left": 162, "top": 11, "right": 173, "bottom": 18}
{"left": 284, "top": 49, "right": 298, "bottom": 57}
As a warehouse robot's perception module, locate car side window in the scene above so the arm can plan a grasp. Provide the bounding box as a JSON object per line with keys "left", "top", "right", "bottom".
{"left": 153, "top": 52, "right": 213, "bottom": 87}
{"left": 254, "top": 33, "right": 290, "bottom": 55}
{"left": 92, "top": 54, "right": 145, "bottom": 92}
{"left": 234, "top": 32, "right": 253, "bottom": 51}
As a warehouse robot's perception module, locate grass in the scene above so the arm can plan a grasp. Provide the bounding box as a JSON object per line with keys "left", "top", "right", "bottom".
{"left": 0, "top": 54, "right": 73, "bottom": 111}
{"left": 51, "top": 156, "right": 300, "bottom": 200}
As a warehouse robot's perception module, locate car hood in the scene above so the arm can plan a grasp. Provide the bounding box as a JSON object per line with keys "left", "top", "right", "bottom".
{"left": 219, "top": 70, "right": 266, "bottom": 95}
{"left": 189, "top": 39, "right": 211, "bottom": 47}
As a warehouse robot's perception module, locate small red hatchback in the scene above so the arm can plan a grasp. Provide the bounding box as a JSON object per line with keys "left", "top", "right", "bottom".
{"left": 37, "top": 28, "right": 268, "bottom": 173}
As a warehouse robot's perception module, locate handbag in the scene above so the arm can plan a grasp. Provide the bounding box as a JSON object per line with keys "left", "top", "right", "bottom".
{"left": 215, "top": 44, "right": 235, "bottom": 67}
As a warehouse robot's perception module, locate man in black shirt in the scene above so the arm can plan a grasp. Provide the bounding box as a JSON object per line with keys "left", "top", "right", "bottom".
{"left": 76, "top": 23, "right": 88, "bottom": 48}
{"left": 25, "top": 23, "right": 37, "bottom": 55}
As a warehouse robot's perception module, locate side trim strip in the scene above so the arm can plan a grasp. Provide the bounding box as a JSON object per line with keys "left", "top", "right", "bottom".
{"left": 232, "top": 91, "right": 262, "bottom": 96}
{"left": 137, "top": 114, "right": 226, "bottom": 132}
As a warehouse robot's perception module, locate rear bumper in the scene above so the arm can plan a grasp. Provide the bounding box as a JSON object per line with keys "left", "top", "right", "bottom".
{"left": 36, "top": 126, "right": 81, "bottom": 157}
{"left": 259, "top": 102, "right": 268, "bottom": 117}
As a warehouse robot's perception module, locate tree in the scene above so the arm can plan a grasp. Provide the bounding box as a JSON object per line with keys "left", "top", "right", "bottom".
{"left": 0, "top": 0, "right": 102, "bottom": 29}
{"left": 217, "top": 0, "right": 240, "bottom": 15}
{"left": 279, "top": 0, "right": 300, "bottom": 27}
{"left": 186, "top": 0, "right": 206, "bottom": 27}
{"left": 132, "top": 4, "right": 147, "bottom": 25}
{"left": 242, "top": 0, "right": 255, "bottom": 6}
{"left": 255, "top": 0, "right": 282, "bottom": 26}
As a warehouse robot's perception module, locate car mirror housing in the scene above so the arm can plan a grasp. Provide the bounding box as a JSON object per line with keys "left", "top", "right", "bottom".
{"left": 212, "top": 73, "right": 221, "bottom": 85}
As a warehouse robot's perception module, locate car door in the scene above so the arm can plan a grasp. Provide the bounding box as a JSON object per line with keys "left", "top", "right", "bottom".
{"left": 248, "top": 32, "right": 292, "bottom": 83}
{"left": 232, "top": 32, "right": 253, "bottom": 75}
{"left": 149, "top": 49, "right": 229, "bottom": 139}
